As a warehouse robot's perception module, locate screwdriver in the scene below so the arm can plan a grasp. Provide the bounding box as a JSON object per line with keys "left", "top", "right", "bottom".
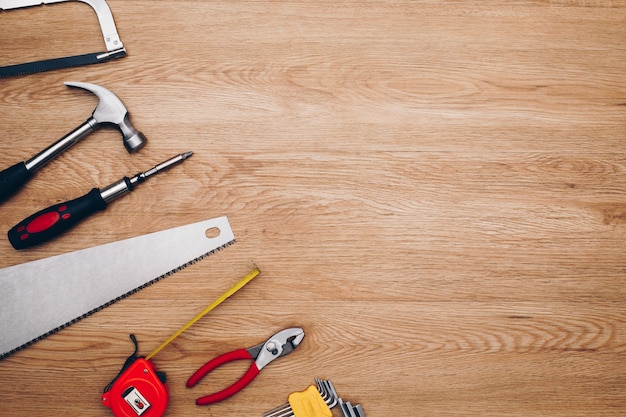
{"left": 8, "top": 152, "right": 193, "bottom": 250}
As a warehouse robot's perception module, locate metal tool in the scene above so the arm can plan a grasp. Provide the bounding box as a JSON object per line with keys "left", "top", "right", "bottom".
{"left": 102, "top": 268, "right": 261, "bottom": 417}
{"left": 8, "top": 151, "right": 192, "bottom": 249}
{"left": 316, "top": 379, "right": 339, "bottom": 410}
{"left": 187, "top": 328, "right": 305, "bottom": 405}
{"left": 322, "top": 380, "right": 366, "bottom": 417}
{"left": 0, "top": 81, "right": 146, "bottom": 203}
{"left": 0, "top": 0, "right": 126, "bottom": 78}
{"left": 338, "top": 398, "right": 366, "bottom": 417}
{"left": 263, "top": 379, "right": 337, "bottom": 417}
{"left": 264, "top": 379, "right": 366, "bottom": 417}
{"left": 0, "top": 215, "right": 235, "bottom": 359}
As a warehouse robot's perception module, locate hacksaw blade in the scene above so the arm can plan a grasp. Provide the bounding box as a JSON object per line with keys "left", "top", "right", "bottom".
{"left": 0, "top": 215, "right": 235, "bottom": 360}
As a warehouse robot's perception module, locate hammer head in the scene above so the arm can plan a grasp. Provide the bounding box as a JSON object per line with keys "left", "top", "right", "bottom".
{"left": 64, "top": 81, "right": 147, "bottom": 153}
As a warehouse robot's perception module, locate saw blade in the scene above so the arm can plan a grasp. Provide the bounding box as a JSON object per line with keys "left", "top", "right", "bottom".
{"left": 0, "top": 216, "right": 235, "bottom": 360}
{"left": 0, "top": 0, "right": 126, "bottom": 78}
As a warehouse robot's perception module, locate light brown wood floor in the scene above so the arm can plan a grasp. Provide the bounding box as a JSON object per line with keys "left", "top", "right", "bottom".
{"left": 1, "top": 1, "right": 625, "bottom": 416}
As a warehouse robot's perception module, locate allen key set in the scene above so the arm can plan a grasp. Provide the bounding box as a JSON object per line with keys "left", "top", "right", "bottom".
{"left": 263, "top": 379, "right": 366, "bottom": 417}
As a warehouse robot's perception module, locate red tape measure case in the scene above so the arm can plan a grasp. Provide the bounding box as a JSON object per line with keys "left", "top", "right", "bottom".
{"left": 101, "top": 358, "right": 169, "bottom": 417}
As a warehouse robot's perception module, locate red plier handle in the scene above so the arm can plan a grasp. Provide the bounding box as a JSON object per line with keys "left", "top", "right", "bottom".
{"left": 186, "top": 348, "right": 260, "bottom": 405}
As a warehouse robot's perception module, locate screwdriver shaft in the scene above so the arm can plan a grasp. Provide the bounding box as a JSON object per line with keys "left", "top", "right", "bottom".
{"left": 100, "top": 151, "right": 192, "bottom": 203}
{"left": 130, "top": 151, "right": 193, "bottom": 186}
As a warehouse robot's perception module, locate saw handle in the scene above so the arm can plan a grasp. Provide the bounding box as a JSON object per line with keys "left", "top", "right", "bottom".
{"left": 0, "top": 162, "right": 33, "bottom": 203}
{"left": 8, "top": 188, "right": 107, "bottom": 250}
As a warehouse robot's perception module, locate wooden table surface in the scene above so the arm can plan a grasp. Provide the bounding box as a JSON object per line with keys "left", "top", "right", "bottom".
{"left": 1, "top": 1, "right": 625, "bottom": 416}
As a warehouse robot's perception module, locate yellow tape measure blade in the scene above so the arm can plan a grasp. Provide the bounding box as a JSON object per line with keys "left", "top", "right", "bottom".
{"left": 145, "top": 267, "right": 261, "bottom": 360}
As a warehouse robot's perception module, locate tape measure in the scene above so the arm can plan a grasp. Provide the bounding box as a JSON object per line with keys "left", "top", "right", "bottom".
{"left": 101, "top": 268, "right": 261, "bottom": 417}
{"left": 101, "top": 341, "right": 168, "bottom": 417}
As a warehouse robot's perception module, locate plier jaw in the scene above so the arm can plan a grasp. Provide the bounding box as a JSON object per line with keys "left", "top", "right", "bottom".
{"left": 252, "top": 327, "right": 305, "bottom": 370}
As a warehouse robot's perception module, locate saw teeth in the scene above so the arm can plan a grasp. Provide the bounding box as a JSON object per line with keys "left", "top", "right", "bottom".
{"left": 0, "top": 216, "right": 236, "bottom": 360}
{"left": 0, "top": 240, "right": 235, "bottom": 361}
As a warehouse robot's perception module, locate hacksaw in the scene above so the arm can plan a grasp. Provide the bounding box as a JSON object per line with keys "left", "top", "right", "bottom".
{"left": 0, "top": 0, "right": 126, "bottom": 78}
{"left": 0, "top": 215, "right": 235, "bottom": 360}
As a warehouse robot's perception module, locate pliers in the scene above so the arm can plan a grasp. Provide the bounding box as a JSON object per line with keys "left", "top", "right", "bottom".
{"left": 186, "top": 327, "right": 305, "bottom": 405}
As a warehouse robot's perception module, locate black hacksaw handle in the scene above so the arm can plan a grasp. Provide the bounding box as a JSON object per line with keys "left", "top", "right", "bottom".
{"left": 0, "top": 162, "right": 33, "bottom": 203}
{"left": 0, "top": 52, "right": 110, "bottom": 79}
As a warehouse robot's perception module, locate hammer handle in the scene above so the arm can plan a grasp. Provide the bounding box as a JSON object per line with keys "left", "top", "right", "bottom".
{"left": 0, "top": 120, "right": 97, "bottom": 205}
{"left": 0, "top": 162, "right": 33, "bottom": 203}
{"left": 8, "top": 188, "right": 107, "bottom": 250}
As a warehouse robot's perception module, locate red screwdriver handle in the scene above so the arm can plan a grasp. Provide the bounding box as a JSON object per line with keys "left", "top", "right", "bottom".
{"left": 187, "top": 349, "right": 261, "bottom": 405}
{"left": 8, "top": 188, "right": 107, "bottom": 250}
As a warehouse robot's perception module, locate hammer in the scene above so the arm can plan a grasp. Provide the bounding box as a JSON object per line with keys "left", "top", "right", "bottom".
{"left": 0, "top": 81, "right": 147, "bottom": 203}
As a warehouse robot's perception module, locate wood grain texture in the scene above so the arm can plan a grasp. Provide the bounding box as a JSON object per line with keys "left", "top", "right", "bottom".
{"left": 1, "top": 1, "right": 625, "bottom": 416}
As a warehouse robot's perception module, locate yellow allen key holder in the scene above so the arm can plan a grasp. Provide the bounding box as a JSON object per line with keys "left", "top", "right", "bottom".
{"left": 288, "top": 385, "right": 332, "bottom": 417}
{"left": 263, "top": 379, "right": 339, "bottom": 417}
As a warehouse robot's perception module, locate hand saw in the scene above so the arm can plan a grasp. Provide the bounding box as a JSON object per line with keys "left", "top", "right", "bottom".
{"left": 0, "top": 0, "right": 126, "bottom": 78}
{"left": 0, "top": 216, "right": 235, "bottom": 360}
